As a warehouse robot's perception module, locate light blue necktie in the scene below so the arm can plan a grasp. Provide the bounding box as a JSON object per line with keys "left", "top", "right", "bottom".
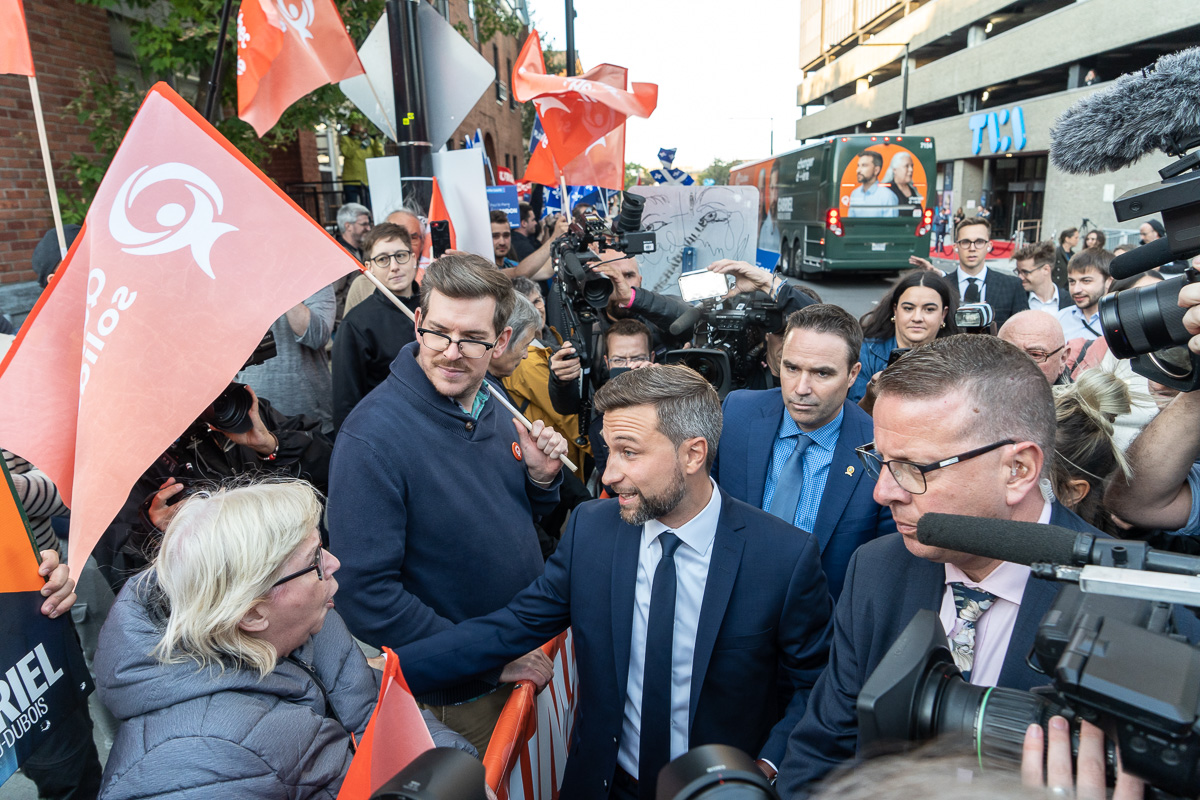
{"left": 768, "top": 434, "right": 812, "bottom": 524}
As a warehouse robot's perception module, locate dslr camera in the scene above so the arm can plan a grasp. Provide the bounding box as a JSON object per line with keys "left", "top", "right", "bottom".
{"left": 662, "top": 292, "right": 784, "bottom": 399}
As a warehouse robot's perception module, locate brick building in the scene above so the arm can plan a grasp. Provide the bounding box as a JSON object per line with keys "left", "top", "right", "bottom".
{"left": 0, "top": 0, "right": 529, "bottom": 323}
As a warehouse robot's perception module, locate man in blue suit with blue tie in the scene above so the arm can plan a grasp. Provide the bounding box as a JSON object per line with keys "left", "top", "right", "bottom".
{"left": 398, "top": 365, "right": 834, "bottom": 799}
{"left": 777, "top": 335, "right": 1200, "bottom": 795}
{"left": 714, "top": 304, "right": 893, "bottom": 599}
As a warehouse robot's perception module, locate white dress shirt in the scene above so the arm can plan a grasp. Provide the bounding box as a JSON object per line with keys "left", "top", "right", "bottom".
{"left": 957, "top": 265, "right": 989, "bottom": 304}
{"left": 937, "top": 501, "right": 1049, "bottom": 686}
{"left": 618, "top": 479, "right": 722, "bottom": 777}
{"left": 1027, "top": 287, "right": 1061, "bottom": 314}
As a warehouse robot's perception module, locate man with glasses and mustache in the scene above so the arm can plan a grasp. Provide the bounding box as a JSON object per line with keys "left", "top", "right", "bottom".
{"left": 910, "top": 216, "right": 1027, "bottom": 327}
{"left": 328, "top": 254, "right": 568, "bottom": 756}
{"left": 332, "top": 222, "right": 421, "bottom": 430}
{"left": 777, "top": 335, "right": 1116, "bottom": 794}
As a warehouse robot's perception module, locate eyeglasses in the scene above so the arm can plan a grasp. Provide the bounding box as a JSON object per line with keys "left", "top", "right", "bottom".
{"left": 1022, "top": 344, "right": 1065, "bottom": 363}
{"left": 416, "top": 327, "right": 498, "bottom": 359}
{"left": 855, "top": 439, "right": 1016, "bottom": 495}
{"left": 1013, "top": 264, "right": 1048, "bottom": 278}
{"left": 609, "top": 355, "right": 650, "bottom": 367}
{"left": 956, "top": 239, "right": 990, "bottom": 250}
{"left": 273, "top": 547, "right": 326, "bottom": 588}
{"left": 369, "top": 251, "right": 412, "bottom": 269}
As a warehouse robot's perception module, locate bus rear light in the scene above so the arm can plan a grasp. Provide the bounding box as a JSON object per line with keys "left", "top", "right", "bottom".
{"left": 825, "top": 208, "right": 844, "bottom": 237}
{"left": 915, "top": 207, "right": 934, "bottom": 237}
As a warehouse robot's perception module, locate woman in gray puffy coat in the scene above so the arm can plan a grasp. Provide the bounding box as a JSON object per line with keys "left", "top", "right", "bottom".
{"left": 94, "top": 479, "right": 471, "bottom": 799}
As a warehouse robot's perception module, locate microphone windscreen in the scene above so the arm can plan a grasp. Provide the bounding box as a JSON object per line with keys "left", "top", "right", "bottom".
{"left": 669, "top": 305, "right": 704, "bottom": 336}
{"left": 916, "top": 513, "right": 1081, "bottom": 566}
{"left": 1109, "top": 238, "right": 1173, "bottom": 280}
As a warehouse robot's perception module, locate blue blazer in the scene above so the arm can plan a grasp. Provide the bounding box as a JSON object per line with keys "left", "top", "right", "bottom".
{"left": 777, "top": 504, "right": 1200, "bottom": 794}
{"left": 713, "top": 392, "right": 894, "bottom": 599}
{"left": 397, "top": 491, "right": 834, "bottom": 800}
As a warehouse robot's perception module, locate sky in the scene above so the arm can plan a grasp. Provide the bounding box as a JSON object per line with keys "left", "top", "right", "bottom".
{"left": 526, "top": 0, "right": 806, "bottom": 172}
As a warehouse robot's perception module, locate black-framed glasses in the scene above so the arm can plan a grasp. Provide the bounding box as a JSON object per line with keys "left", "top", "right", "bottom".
{"left": 272, "top": 547, "right": 326, "bottom": 588}
{"left": 369, "top": 250, "right": 413, "bottom": 269}
{"left": 416, "top": 327, "right": 498, "bottom": 359}
{"left": 1022, "top": 344, "right": 1065, "bottom": 363}
{"left": 955, "top": 239, "right": 990, "bottom": 250}
{"left": 1013, "top": 264, "right": 1048, "bottom": 278}
{"left": 855, "top": 439, "right": 1016, "bottom": 495}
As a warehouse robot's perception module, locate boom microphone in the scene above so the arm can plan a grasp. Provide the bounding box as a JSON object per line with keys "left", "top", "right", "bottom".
{"left": 916, "top": 513, "right": 1200, "bottom": 575}
{"left": 1049, "top": 46, "right": 1200, "bottom": 175}
{"left": 669, "top": 304, "right": 704, "bottom": 336}
{"left": 1109, "top": 237, "right": 1173, "bottom": 280}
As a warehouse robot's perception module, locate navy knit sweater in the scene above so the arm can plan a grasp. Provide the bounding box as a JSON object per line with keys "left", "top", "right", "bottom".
{"left": 328, "top": 341, "right": 560, "bottom": 702}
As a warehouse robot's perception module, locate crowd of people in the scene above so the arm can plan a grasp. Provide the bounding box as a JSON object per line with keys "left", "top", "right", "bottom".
{"left": 8, "top": 200, "right": 1200, "bottom": 800}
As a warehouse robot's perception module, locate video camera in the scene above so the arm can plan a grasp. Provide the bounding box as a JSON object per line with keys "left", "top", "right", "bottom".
{"left": 550, "top": 191, "right": 657, "bottom": 315}
{"left": 858, "top": 513, "right": 1200, "bottom": 798}
{"left": 662, "top": 292, "right": 784, "bottom": 398}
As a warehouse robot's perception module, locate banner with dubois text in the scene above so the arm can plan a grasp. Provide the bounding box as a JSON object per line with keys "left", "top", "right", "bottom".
{"left": 0, "top": 458, "right": 93, "bottom": 784}
{"left": 483, "top": 630, "right": 578, "bottom": 800}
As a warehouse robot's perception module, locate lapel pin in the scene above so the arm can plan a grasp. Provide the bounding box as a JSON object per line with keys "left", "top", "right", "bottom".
{"left": 845, "top": 465, "right": 855, "bottom": 476}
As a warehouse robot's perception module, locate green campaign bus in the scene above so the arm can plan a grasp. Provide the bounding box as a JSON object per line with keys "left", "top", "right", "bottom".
{"left": 730, "top": 134, "right": 937, "bottom": 278}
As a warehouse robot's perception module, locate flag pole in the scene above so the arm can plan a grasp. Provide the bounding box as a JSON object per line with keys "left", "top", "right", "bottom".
{"left": 26, "top": 76, "right": 66, "bottom": 255}
{"left": 203, "top": 0, "right": 236, "bottom": 122}
{"left": 356, "top": 265, "right": 578, "bottom": 472}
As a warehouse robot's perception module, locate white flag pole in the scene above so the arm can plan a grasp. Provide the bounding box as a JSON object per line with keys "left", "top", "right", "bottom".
{"left": 27, "top": 76, "right": 66, "bottom": 255}
{"left": 357, "top": 265, "right": 578, "bottom": 473}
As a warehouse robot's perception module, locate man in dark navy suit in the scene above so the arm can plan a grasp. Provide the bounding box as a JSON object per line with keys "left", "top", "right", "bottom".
{"left": 911, "top": 216, "right": 1027, "bottom": 328}
{"left": 714, "top": 304, "right": 893, "bottom": 599}
{"left": 398, "top": 365, "right": 833, "bottom": 800}
{"left": 777, "top": 335, "right": 1200, "bottom": 794}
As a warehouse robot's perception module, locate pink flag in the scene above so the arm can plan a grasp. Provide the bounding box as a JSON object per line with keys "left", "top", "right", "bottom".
{"left": 0, "top": 82, "right": 361, "bottom": 580}
{"left": 0, "top": 0, "right": 35, "bottom": 77}
{"left": 237, "top": 0, "right": 364, "bottom": 137}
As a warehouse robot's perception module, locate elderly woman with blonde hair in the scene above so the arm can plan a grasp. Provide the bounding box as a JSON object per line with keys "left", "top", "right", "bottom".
{"left": 94, "top": 479, "right": 470, "bottom": 800}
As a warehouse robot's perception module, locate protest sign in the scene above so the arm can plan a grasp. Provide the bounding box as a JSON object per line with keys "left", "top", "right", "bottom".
{"left": 0, "top": 458, "right": 93, "bottom": 784}
{"left": 487, "top": 186, "right": 520, "bottom": 227}
{"left": 631, "top": 185, "right": 760, "bottom": 295}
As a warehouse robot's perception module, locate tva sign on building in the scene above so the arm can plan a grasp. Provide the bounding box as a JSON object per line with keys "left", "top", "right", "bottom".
{"left": 968, "top": 106, "right": 1027, "bottom": 156}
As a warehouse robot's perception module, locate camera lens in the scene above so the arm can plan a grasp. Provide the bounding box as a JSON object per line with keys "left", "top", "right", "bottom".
{"left": 1099, "top": 275, "right": 1192, "bottom": 360}
{"left": 617, "top": 192, "right": 645, "bottom": 235}
{"left": 582, "top": 275, "right": 614, "bottom": 309}
{"left": 200, "top": 383, "right": 255, "bottom": 433}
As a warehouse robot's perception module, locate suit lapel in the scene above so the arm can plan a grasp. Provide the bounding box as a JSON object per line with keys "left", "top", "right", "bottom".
{"left": 998, "top": 572, "right": 1057, "bottom": 686}
{"left": 688, "top": 499, "right": 745, "bottom": 726}
{"left": 747, "top": 407, "right": 781, "bottom": 510}
{"left": 611, "top": 521, "right": 642, "bottom": 692}
{"left": 811, "top": 403, "right": 862, "bottom": 551}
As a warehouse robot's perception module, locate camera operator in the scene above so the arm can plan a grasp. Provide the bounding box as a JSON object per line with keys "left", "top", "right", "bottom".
{"left": 776, "top": 335, "right": 1200, "bottom": 795}
{"left": 98, "top": 384, "right": 333, "bottom": 592}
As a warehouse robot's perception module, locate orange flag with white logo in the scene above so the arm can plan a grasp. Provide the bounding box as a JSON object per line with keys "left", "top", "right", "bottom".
{"left": 0, "top": 0, "right": 35, "bottom": 77}
{"left": 512, "top": 30, "right": 655, "bottom": 170}
{"left": 237, "top": 0, "right": 364, "bottom": 137}
{"left": 428, "top": 177, "right": 457, "bottom": 251}
{"left": 0, "top": 82, "right": 361, "bottom": 581}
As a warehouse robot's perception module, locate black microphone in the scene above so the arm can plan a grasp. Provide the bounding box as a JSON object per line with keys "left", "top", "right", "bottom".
{"left": 1049, "top": 46, "right": 1200, "bottom": 175}
{"left": 668, "top": 304, "right": 704, "bottom": 336}
{"left": 917, "top": 513, "right": 1200, "bottom": 575}
{"left": 1110, "top": 237, "right": 1173, "bottom": 280}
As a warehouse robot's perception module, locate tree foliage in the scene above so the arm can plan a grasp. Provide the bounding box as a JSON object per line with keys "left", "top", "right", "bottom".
{"left": 624, "top": 162, "right": 652, "bottom": 189}
{"left": 697, "top": 157, "right": 737, "bottom": 186}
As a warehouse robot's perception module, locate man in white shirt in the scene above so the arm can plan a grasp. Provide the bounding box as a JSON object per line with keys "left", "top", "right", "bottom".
{"left": 1014, "top": 241, "right": 1069, "bottom": 313}
{"left": 847, "top": 151, "right": 899, "bottom": 218}
{"left": 1057, "top": 248, "right": 1114, "bottom": 341}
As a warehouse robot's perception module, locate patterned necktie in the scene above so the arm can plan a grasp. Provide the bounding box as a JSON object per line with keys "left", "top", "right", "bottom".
{"left": 964, "top": 277, "right": 981, "bottom": 304}
{"left": 768, "top": 434, "right": 813, "bottom": 525}
{"left": 948, "top": 582, "right": 996, "bottom": 681}
{"left": 640, "top": 532, "right": 682, "bottom": 796}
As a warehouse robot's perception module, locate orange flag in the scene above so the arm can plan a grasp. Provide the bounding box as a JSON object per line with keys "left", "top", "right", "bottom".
{"left": 428, "top": 177, "right": 457, "bottom": 251}
{"left": 0, "top": 0, "right": 35, "bottom": 77}
{"left": 0, "top": 82, "right": 361, "bottom": 581}
{"left": 337, "top": 648, "right": 435, "bottom": 800}
{"left": 237, "top": 0, "right": 364, "bottom": 137}
{"left": 512, "top": 30, "right": 656, "bottom": 170}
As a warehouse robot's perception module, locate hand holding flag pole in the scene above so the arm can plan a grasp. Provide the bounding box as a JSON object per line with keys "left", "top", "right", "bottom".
{"left": 356, "top": 266, "right": 578, "bottom": 473}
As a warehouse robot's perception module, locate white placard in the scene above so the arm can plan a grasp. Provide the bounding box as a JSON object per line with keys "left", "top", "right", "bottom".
{"left": 431, "top": 148, "right": 492, "bottom": 260}
{"left": 631, "top": 185, "right": 761, "bottom": 295}
{"left": 365, "top": 156, "right": 404, "bottom": 225}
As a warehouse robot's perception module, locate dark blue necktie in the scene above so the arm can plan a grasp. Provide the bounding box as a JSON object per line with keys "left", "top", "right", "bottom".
{"left": 964, "top": 277, "right": 981, "bottom": 304}
{"left": 639, "top": 532, "right": 682, "bottom": 796}
{"left": 768, "top": 434, "right": 812, "bottom": 525}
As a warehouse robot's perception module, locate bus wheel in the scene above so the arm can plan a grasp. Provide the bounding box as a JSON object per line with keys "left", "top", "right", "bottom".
{"left": 778, "top": 239, "right": 793, "bottom": 277}
{"left": 799, "top": 251, "right": 823, "bottom": 282}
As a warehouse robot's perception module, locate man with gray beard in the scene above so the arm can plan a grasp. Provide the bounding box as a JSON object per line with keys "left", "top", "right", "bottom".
{"left": 398, "top": 364, "right": 833, "bottom": 799}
